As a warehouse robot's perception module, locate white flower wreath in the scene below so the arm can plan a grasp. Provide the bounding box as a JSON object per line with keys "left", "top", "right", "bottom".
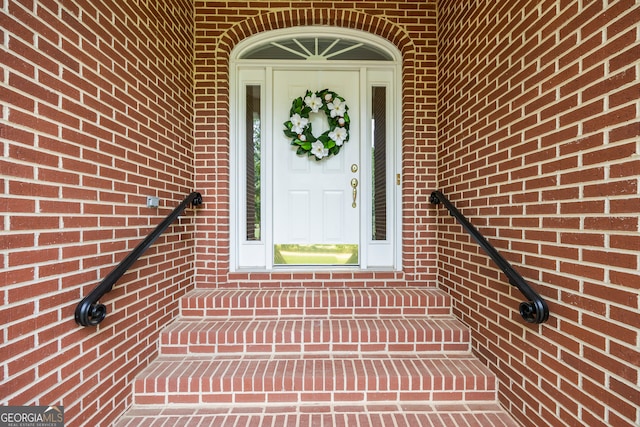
{"left": 283, "top": 89, "right": 350, "bottom": 160}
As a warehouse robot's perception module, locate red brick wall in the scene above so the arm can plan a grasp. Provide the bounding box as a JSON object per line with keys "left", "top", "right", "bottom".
{"left": 193, "top": 1, "right": 440, "bottom": 287}
{"left": 437, "top": 1, "right": 639, "bottom": 426}
{"left": 1, "top": 1, "right": 195, "bottom": 425}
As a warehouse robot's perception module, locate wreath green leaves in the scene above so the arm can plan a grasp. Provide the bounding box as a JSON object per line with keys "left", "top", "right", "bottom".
{"left": 283, "top": 89, "right": 350, "bottom": 160}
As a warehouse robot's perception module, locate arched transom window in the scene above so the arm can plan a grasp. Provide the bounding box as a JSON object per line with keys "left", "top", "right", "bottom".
{"left": 240, "top": 36, "right": 394, "bottom": 61}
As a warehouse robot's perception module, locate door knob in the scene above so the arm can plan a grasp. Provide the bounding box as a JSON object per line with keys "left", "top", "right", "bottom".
{"left": 351, "top": 178, "right": 358, "bottom": 208}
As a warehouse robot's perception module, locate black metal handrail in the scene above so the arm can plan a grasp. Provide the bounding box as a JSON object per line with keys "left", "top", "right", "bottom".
{"left": 75, "top": 192, "right": 203, "bottom": 327}
{"left": 430, "top": 190, "right": 549, "bottom": 324}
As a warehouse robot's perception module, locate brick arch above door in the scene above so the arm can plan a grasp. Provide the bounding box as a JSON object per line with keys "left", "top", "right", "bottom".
{"left": 199, "top": 7, "right": 417, "bottom": 137}
{"left": 208, "top": 8, "right": 418, "bottom": 122}
{"left": 216, "top": 9, "right": 416, "bottom": 58}
{"left": 194, "top": 3, "right": 438, "bottom": 286}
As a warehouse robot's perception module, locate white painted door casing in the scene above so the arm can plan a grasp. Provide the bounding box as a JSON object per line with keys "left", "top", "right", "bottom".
{"left": 230, "top": 28, "right": 401, "bottom": 272}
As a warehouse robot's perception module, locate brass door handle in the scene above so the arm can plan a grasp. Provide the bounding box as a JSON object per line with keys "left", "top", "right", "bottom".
{"left": 351, "top": 178, "right": 358, "bottom": 208}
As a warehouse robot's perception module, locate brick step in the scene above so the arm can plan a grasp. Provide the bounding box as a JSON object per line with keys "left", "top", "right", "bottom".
{"left": 117, "top": 285, "right": 520, "bottom": 425}
{"left": 180, "top": 288, "right": 451, "bottom": 318}
{"left": 133, "top": 354, "right": 497, "bottom": 405}
{"left": 161, "top": 317, "right": 470, "bottom": 355}
{"left": 114, "top": 402, "right": 520, "bottom": 427}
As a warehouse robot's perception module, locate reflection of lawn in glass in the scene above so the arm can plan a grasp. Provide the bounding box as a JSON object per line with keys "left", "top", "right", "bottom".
{"left": 274, "top": 244, "right": 358, "bottom": 265}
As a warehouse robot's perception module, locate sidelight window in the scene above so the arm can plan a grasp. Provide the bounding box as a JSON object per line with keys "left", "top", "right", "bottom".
{"left": 371, "top": 86, "right": 387, "bottom": 241}
{"left": 245, "top": 85, "right": 261, "bottom": 241}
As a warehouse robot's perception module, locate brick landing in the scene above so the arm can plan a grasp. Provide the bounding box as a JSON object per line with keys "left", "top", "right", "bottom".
{"left": 114, "top": 287, "right": 520, "bottom": 426}
{"left": 115, "top": 402, "right": 519, "bottom": 426}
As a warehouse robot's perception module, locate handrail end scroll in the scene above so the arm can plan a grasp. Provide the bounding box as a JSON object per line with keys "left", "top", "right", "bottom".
{"left": 75, "top": 299, "right": 107, "bottom": 327}
{"left": 519, "top": 298, "right": 549, "bottom": 324}
{"left": 192, "top": 192, "right": 203, "bottom": 207}
{"left": 429, "top": 191, "right": 442, "bottom": 205}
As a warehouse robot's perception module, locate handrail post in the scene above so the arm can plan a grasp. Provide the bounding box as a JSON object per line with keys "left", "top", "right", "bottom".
{"left": 430, "top": 190, "right": 549, "bottom": 324}
{"left": 75, "top": 192, "right": 203, "bottom": 327}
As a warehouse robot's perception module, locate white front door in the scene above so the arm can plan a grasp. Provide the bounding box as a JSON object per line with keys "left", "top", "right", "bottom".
{"left": 231, "top": 28, "right": 401, "bottom": 271}
{"left": 272, "top": 69, "right": 361, "bottom": 265}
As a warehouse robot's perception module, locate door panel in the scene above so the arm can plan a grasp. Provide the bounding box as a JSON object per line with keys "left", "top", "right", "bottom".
{"left": 272, "top": 69, "right": 360, "bottom": 265}
{"left": 288, "top": 191, "right": 310, "bottom": 241}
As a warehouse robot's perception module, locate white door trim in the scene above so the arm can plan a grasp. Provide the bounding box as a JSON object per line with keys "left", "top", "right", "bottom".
{"left": 229, "top": 28, "right": 402, "bottom": 272}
